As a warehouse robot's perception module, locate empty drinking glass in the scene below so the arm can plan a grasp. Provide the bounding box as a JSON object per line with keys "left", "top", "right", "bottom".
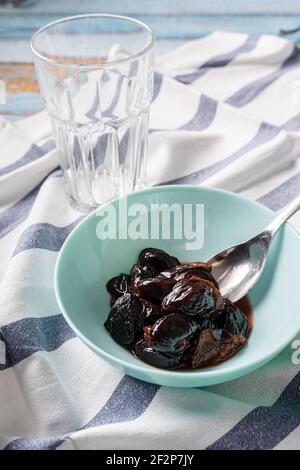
{"left": 31, "top": 14, "right": 154, "bottom": 212}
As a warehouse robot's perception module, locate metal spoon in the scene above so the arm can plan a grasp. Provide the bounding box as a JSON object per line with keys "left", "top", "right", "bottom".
{"left": 208, "top": 195, "right": 300, "bottom": 302}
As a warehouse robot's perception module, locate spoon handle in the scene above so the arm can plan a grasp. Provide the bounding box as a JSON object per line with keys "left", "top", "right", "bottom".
{"left": 265, "top": 194, "right": 300, "bottom": 238}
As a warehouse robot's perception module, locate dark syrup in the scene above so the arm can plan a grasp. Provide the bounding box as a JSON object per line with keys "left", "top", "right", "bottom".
{"left": 235, "top": 295, "right": 253, "bottom": 331}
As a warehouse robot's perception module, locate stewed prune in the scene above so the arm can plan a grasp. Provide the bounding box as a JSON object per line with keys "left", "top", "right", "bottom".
{"left": 137, "top": 248, "right": 179, "bottom": 276}
{"left": 191, "top": 329, "right": 220, "bottom": 368}
{"left": 104, "top": 247, "right": 251, "bottom": 370}
{"left": 161, "top": 261, "right": 212, "bottom": 278}
{"left": 175, "top": 269, "right": 219, "bottom": 289}
{"left": 191, "top": 328, "right": 247, "bottom": 369}
{"left": 106, "top": 274, "right": 131, "bottom": 302}
{"left": 212, "top": 299, "right": 249, "bottom": 337}
{"left": 219, "top": 334, "right": 246, "bottom": 361}
{"left": 140, "top": 299, "right": 163, "bottom": 324}
{"left": 190, "top": 299, "right": 250, "bottom": 368}
{"left": 131, "top": 263, "right": 153, "bottom": 285}
{"left": 134, "top": 340, "right": 186, "bottom": 369}
{"left": 133, "top": 276, "right": 176, "bottom": 304}
{"left": 104, "top": 293, "right": 143, "bottom": 345}
{"left": 161, "top": 277, "right": 220, "bottom": 317}
{"left": 161, "top": 262, "right": 219, "bottom": 288}
{"left": 144, "top": 313, "right": 199, "bottom": 353}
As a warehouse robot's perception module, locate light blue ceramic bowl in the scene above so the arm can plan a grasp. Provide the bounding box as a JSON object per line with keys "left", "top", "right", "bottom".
{"left": 54, "top": 185, "right": 300, "bottom": 387}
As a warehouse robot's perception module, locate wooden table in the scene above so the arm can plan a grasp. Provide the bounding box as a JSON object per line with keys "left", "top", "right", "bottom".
{"left": 1, "top": 0, "right": 300, "bottom": 120}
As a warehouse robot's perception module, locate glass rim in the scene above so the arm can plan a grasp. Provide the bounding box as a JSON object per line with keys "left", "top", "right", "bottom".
{"left": 30, "top": 13, "right": 155, "bottom": 69}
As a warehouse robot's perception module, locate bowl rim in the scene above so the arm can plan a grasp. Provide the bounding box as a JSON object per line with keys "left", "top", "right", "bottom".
{"left": 54, "top": 184, "right": 300, "bottom": 381}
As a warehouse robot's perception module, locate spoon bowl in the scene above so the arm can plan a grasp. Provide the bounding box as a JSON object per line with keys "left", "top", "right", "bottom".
{"left": 209, "top": 195, "right": 300, "bottom": 302}
{"left": 209, "top": 234, "right": 269, "bottom": 302}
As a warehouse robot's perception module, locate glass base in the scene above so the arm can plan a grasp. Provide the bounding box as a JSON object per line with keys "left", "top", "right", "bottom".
{"left": 67, "top": 180, "right": 148, "bottom": 214}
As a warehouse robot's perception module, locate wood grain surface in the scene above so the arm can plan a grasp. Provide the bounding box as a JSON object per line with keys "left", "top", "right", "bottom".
{"left": 1, "top": 0, "right": 300, "bottom": 118}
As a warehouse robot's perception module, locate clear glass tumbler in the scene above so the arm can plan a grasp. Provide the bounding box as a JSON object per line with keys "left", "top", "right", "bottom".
{"left": 31, "top": 14, "right": 154, "bottom": 212}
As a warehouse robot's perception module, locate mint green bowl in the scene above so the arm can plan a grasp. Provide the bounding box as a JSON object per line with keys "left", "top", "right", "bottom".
{"left": 54, "top": 185, "right": 300, "bottom": 387}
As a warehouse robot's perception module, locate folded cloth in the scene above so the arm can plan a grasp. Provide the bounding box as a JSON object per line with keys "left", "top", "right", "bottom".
{"left": 1, "top": 31, "right": 300, "bottom": 450}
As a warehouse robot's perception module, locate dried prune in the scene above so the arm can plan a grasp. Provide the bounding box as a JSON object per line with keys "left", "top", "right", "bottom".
{"left": 218, "top": 334, "right": 246, "bottom": 361}
{"left": 133, "top": 276, "right": 176, "bottom": 304}
{"left": 131, "top": 263, "right": 153, "bottom": 284}
{"left": 174, "top": 268, "right": 219, "bottom": 289}
{"left": 161, "top": 261, "right": 212, "bottom": 278}
{"left": 190, "top": 299, "right": 249, "bottom": 368}
{"left": 191, "top": 329, "right": 220, "bottom": 368}
{"left": 161, "top": 262, "right": 220, "bottom": 290}
{"left": 106, "top": 274, "right": 131, "bottom": 302}
{"left": 140, "top": 299, "right": 163, "bottom": 324}
{"left": 104, "top": 293, "right": 143, "bottom": 345}
{"left": 191, "top": 328, "right": 247, "bottom": 369}
{"left": 145, "top": 313, "right": 199, "bottom": 353}
{"left": 212, "top": 299, "right": 249, "bottom": 337}
{"left": 134, "top": 340, "right": 186, "bottom": 369}
{"left": 161, "top": 277, "right": 219, "bottom": 317}
{"left": 137, "top": 248, "right": 179, "bottom": 276}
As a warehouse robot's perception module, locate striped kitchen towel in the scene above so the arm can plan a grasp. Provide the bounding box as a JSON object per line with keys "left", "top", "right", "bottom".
{"left": 1, "top": 31, "right": 300, "bottom": 450}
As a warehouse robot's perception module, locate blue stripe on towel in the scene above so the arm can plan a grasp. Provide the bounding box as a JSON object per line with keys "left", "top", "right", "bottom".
{"left": 0, "top": 168, "right": 63, "bottom": 240}
{"left": 180, "top": 95, "right": 217, "bottom": 131}
{"left": 164, "top": 122, "right": 280, "bottom": 185}
{"left": 5, "top": 376, "right": 159, "bottom": 450}
{"left": 226, "top": 46, "right": 300, "bottom": 108}
{"left": 282, "top": 113, "right": 300, "bottom": 132}
{"left": 152, "top": 72, "right": 163, "bottom": 102}
{"left": 0, "top": 314, "right": 75, "bottom": 370}
{"left": 13, "top": 219, "right": 82, "bottom": 256}
{"left": 175, "top": 35, "right": 259, "bottom": 84}
{"left": 81, "top": 375, "right": 158, "bottom": 430}
{"left": 0, "top": 185, "right": 41, "bottom": 239}
{"left": 207, "top": 371, "right": 300, "bottom": 450}
{"left": 150, "top": 93, "right": 218, "bottom": 133}
{"left": 0, "top": 140, "right": 55, "bottom": 178}
{"left": 258, "top": 171, "right": 300, "bottom": 211}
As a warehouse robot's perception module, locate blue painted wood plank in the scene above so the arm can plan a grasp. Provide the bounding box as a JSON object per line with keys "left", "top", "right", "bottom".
{"left": 0, "top": 92, "right": 43, "bottom": 115}
{"left": 0, "top": 13, "right": 300, "bottom": 40}
{"left": 2, "top": 0, "right": 300, "bottom": 15}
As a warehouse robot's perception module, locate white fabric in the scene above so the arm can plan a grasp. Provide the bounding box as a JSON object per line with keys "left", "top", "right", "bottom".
{"left": 1, "top": 32, "right": 300, "bottom": 450}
